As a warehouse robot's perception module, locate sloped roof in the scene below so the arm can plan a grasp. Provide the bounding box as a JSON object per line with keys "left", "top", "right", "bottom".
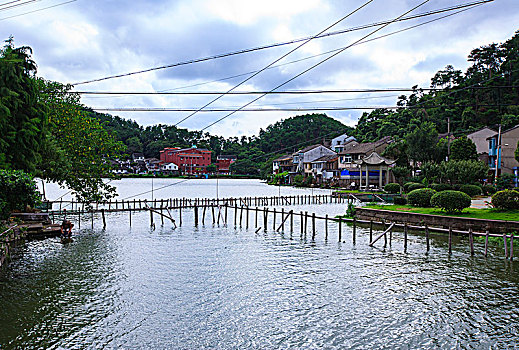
{"left": 355, "top": 152, "right": 396, "bottom": 166}
{"left": 273, "top": 154, "right": 292, "bottom": 162}
{"left": 312, "top": 155, "right": 339, "bottom": 163}
{"left": 297, "top": 144, "right": 322, "bottom": 154}
{"left": 339, "top": 136, "right": 392, "bottom": 155}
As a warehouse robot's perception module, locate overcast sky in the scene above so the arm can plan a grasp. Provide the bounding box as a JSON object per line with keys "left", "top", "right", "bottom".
{"left": 1, "top": 0, "right": 518, "bottom": 137}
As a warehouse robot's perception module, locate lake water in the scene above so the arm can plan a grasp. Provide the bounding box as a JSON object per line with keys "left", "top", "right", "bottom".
{"left": 1, "top": 179, "right": 518, "bottom": 349}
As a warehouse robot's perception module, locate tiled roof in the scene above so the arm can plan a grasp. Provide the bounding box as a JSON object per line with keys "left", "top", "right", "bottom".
{"left": 339, "top": 136, "right": 392, "bottom": 155}
{"left": 312, "top": 155, "right": 338, "bottom": 162}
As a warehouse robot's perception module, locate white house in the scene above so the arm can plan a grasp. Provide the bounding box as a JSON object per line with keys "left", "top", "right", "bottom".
{"left": 331, "top": 134, "right": 356, "bottom": 153}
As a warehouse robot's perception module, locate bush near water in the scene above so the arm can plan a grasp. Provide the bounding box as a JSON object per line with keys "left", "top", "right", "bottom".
{"left": 384, "top": 183, "right": 401, "bottom": 194}
{"left": 407, "top": 188, "right": 437, "bottom": 207}
{"left": 429, "top": 183, "right": 452, "bottom": 192}
{"left": 459, "top": 184, "right": 482, "bottom": 197}
{"left": 482, "top": 185, "right": 497, "bottom": 196}
{"left": 404, "top": 182, "right": 425, "bottom": 193}
{"left": 393, "top": 196, "right": 408, "bottom": 205}
{"left": 431, "top": 190, "right": 472, "bottom": 213}
{"left": 0, "top": 170, "right": 40, "bottom": 219}
{"left": 491, "top": 190, "right": 519, "bottom": 210}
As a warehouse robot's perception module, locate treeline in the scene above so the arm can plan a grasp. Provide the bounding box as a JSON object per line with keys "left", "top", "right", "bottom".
{"left": 92, "top": 111, "right": 350, "bottom": 177}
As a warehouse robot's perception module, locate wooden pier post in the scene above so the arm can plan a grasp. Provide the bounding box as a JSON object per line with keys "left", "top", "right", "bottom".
{"left": 510, "top": 233, "right": 514, "bottom": 261}
{"left": 338, "top": 218, "right": 342, "bottom": 242}
{"left": 273, "top": 208, "right": 276, "bottom": 230}
{"left": 161, "top": 206, "right": 165, "bottom": 225}
{"left": 263, "top": 207, "right": 268, "bottom": 232}
{"left": 425, "top": 224, "right": 430, "bottom": 253}
{"left": 234, "top": 203, "right": 238, "bottom": 227}
{"left": 179, "top": 204, "right": 182, "bottom": 227}
{"left": 202, "top": 205, "right": 206, "bottom": 225}
{"left": 290, "top": 210, "right": 293, "bottom": 232}
{"left": 325, "top": 214, "right": 328, "bottom": 240}
{"left": 225, "top": 204, "right": 228, "bottom": 225}
{"left": 404, "top": 222, "right": 408, "bottom": 251}
{"left": 255, "top": 207, "right": 258, "bottom": 228}
{"left": 304, "top": 211, "right": 308, "bottom": 234}
{"left": 239, "top": 206, "right": 243, "bottom": 227}
{"left": 312, "top": 213, "right": 316, "bottom": 240}
{"left": 281, "top": 208, "right": 285, "bottom": 232}
{"left": 91, "top": 210, "right": 94, "bottom": 229}
{"left": 504, "top": 233, "right": 509, "bottom": 259}
{"left": 469, "top": 228, "right": 474, "bottom": 256}
{"left": 150, "top": 208, "right": 154, "bottom": 227}
{"left": 102, "top": 209, "right": 106, "bottom": 229}
{"left": 484, "top": 230, "right": 489, "bottom": 257}
{"left": 211, "top": 205, "right": 215, "bottom": 225}
{"left": 246, "top": 206, "right": 249, "bottom": 228}
{"left": 352, "top": 217, "right": 356, "bottom": 245}
{"left": 300, "top": 211, "right": 304, "bottom": 237}
{"left": 369, "top": 220, "right": 373, "bottom": 243}
{"left": 194, "top": 206, "right": 198, "bottom": 227}
{"left": 129, "top": 208, "right": 132, "bottom": 227}
{"left": 448, "top": 227, "right": 453, "bottom": 255}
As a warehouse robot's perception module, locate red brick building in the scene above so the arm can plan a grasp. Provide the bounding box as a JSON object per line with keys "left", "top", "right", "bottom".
{"left": 160, "top": 147, "right": 212, "bottom": 175}
{"left": 216, "top": 155, "right": 237, "bottom": 175}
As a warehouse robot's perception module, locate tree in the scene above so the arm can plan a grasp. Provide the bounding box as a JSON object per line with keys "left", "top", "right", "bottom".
{"left": 450, "top": 136, "right": 478, "bottom": 161}
{"left": 37, "top": 79, "right": 125, "bottom": 202}
{"left": 405, "top": 120, "right": 439, "bottom": 164}
{"left": 0, "top": 37, "right": 48, "bottom": 173}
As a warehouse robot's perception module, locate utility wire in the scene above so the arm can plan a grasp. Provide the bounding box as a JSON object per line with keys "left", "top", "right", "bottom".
{"left": 75, "top": 2, "right": 489, "bottom": 101}
{"left": 172, "top": 0, "right": 375, "bottom": 127}
{"left": 0, "top": 0, "right": 39, "bottom": 11}
{"left": 71, "top": 1, "right": 492, "bottom": 86}
{"left": 74, "top": 85, "right": 516, "bottom": 95}
{"left": 120, "top": 179, "right": 191, "bottom": 200}
{"left": 91, "top": 104, "right": 519, "bottom": 113}
{"left": 0, "top": 0, "right": 76, "bottom": 21}
{"left": 199, "top": 0, "right": 433, "bottom": 132}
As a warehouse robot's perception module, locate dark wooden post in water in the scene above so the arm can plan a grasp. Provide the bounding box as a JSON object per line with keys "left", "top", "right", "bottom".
{"left": 194, "top": 206, "right": 199, "bottom": 227}
{"left": 352, "top": 217, "right": 356, "bottom": 245}
{"left": 469, "top": 228, "right": 474, "bottom": 256}
{"left": 383, "top": 221, "right": 387, "bottom": 248}
{"left": 234, "top": 204, "right": 238, "bottom": 227}
{"left": 246, "top": 206, "right": 249, "bottom": 228}
{"left": 225, "top": 205, "right": 228, "bottom": 225}
{"left": 304, "top": 211, "right": 308, "bottom": 235}
{"left": 91, "top": 210, "right": 94, "bottom": 229}
{"left": 312, "top": 213, "right": 316, "bottom": 240}
{"left": 404, "top": 222, "right": 408, "bottom": 252}
{"left": 300, "top": 211, "right": 304, "bottom": 237}
{"left": 150, "top": 208, "right": 154, "bottom": 227}
{"left": 425, "top": 224, "right": 430, "bottom": 253}
{"left": 129, "top": 207, "right": 132, "bottom": 227}
{"left": 202, "top": 205, "right": 206, "bottom": 225}
{"left": 160, "top": 206, "right": 165, "bottom": 225}
{"left": 504, "top": 233, "right": 508, "bottom": 259}
{"left": 281, "top": 208, "right": 285, "bottom": 232}
{"left": 263, "top": 207, "right": 268, "bottom": 232}
{"left": 325, "top": 214, "right": 328, "bottom": 240}
{"left": 484, "top": 230, "right": 489, "bottom": 257}
{"left": 273, "top": 208, "right": 276, "bottom": 231}
{"left": 290, "top": 211, "right": 293, "bottom": 232}
{"left": 239, "top": 206, "right": 243, "bottom": 227}
{"left": 510, "top": 233, "right": 514, "bottom": 261}
{"left": 102, "top": 209, "right": 106, "bottom": 229}
{"left": 369, "top": 220, "right": 373, "bottom": 243}
{"left": 211, "top": 205, "right": 215, "bottom": 225}
{"left": 338, "top": 218, "right": 342, "bottom": 242}
{"left": 255, "top": 207, "right": 258, "bottom": 228}
{"left": 448, "top": 227, "right": 453, "bottom": 255}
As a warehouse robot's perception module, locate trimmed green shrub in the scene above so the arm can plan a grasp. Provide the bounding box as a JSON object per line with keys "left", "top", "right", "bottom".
{"left": 384, "top": 183, "right": 401, "bottom": 194}
{"left": 407, "top": 188, "right": 437, "bottom": 207}
{"left": 459, "top": 184, "right": 482, "bottom": 197}
{"left": 393, "top": 196, "right": 407, "bottom": 205}
{"left": 491, "top": 190, "right": 519, "bottom": 210}
{"left": 429, "top": 183, "right": 452, "bottom": 192}
{"left": 404, "top": 182, "right": 424, "bottom": 193}
{"left": 431, "top": 190, "right": 472, "bottom": 213}
{"left": 482, "top": 184, "right": 497, "bottom": 196}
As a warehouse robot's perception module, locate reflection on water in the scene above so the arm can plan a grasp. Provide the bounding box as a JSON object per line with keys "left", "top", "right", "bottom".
{"left": 1, "top": 179, "right": 518, "bottom": 348}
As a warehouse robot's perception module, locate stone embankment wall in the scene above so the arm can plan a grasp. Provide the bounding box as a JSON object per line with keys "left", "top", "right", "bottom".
{"left": 0, "top": 225, "right": 26, "bottom": 268}
{"left": 355, "top": 208, "right": 519, "bottom": 234}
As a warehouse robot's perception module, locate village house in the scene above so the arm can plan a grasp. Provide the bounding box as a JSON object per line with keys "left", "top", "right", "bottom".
{"left": 272, "top": 154, "right": 293, "bottom": 175}
{"left": 487, "top": 125, "right": 519, "bottom": 186}
{"left": 161, "top": 162, "right": 179, "bottom": 175}
{"left": 292, "top": 144, "right": 336, "bottom": 178}
{"left": 159, "top": 147, "right": 212, "bottom": 175}
{"left": 338, "top": 136, "right": 394, "bottom": 187}
{"left": 467, "top": 127, "right": 497, "bottom": 165}
{"left": 310, "top": 154, "right": 339, "bottom": 184}
{"left": 216, "top": 155, "right": 237, "bottom": 175}
{"left": 330, "top": 134, "right": 356, "bottom": 153}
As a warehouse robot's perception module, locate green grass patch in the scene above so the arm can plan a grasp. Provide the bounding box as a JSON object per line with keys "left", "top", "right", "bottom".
{"left": 336, "top": 190, "right": 385, "bottom": 195}
{"left": 363, "top": 204, "right": 519, "bottom": 221}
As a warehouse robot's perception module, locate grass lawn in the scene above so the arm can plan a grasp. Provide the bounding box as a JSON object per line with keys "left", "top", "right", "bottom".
{"left": 336, "top": 190, "right": 385, "bottom": 195}
{"left": 363, "top": 204, "right": 519, "bottom": 222}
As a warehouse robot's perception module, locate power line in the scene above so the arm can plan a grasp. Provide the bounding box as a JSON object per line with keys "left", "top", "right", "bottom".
{"left": 0, "top": 0, "right": 39, "bottom": 12}
{"left": 74, "top": 85, "right": 517, "bottom": 95}
{"left": 0, "top": 0, "right": 76, "bottom": 21}
{"left": 199, "top": 0, "right": 434, "bottom": 132}
{"left": 91, "top": 104, "right": 519, "bottom": 113}
{"left": 71, "top": 1, "right": 492, "bottom": 86}
{"left": 74, "top": 2, "right": 490, "bottom": 101}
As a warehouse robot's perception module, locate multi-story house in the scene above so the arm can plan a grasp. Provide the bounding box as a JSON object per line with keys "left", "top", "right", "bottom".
{"left": 216, "top": 155, "right": 237, "bottom": 175}
{"left": 467, "top": 127, "right": 497, "bottom": 164}
{"left": 330, "top": 134, "right": 356, "bottom": 153}
{"left": 310, "top": 155, "right": 339, "bottom": 183}
{"left": 488, "top": 125, "right": 519, "bottom": 186}
{"left": 272, "top": 154, "right": 293, "bottom": 175}
{"left": 292, "top": 144, "right": 337, "bottom": 177}
{"left": 160, "top": 147, "right": 212, "bottom": 175}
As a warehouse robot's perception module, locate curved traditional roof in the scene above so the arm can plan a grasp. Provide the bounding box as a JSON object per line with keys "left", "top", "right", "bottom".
{"left": 355, "top": 152, "right": 396, "bottom": 166}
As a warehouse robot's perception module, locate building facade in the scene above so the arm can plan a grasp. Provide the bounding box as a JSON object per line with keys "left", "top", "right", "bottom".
{"left": 160, "top": 147, "right": 212, "bottom": 175}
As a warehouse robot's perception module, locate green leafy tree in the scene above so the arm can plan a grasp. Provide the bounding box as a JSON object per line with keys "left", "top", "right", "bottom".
{"left": 0, "top": 37, "right": 48, "bottom": 173}
{"left": 405, "top": 120, "right": 439, "bottom": 164}
{"left": 0, "top": 170, "right": 40, "bottom": 218}
{"left": 450, "top": 136, "right": 478, "bottom": 161}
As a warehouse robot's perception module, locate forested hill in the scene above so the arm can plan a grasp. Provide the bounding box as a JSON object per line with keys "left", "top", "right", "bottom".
{"left": 353, "top": 30, "right": 519, "bottom": 142}
{"left": 91, "top": 111, "right": 350, "bottom": 175}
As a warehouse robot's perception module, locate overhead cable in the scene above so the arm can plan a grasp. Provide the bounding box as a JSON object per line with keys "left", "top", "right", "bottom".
{"left": 71, "top": 0, "right": 492, "bottom": 86}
